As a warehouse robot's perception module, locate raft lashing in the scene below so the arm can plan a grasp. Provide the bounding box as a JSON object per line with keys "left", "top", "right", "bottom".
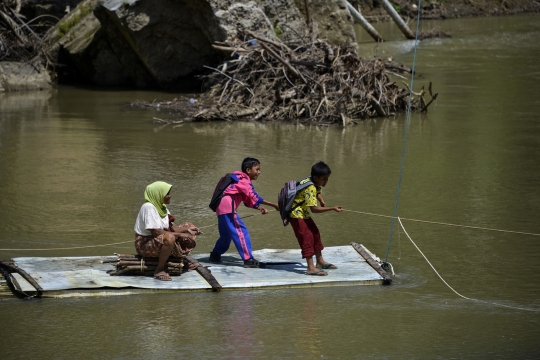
{"left": 0, "top": 243, "right": 391, "bottom": 298}
{"left": 106, "top": 254, "right": 187, "bottom": 276}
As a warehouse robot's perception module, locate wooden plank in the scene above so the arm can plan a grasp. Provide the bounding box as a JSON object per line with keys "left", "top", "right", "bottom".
{"left": 186, "top": 255, "right": 222, "bottom": 292}
{"left": 1, "top": 261, "right": 43, "bottom": 296}
{"left": 10, "top": 273, "right": 38, "bottom": 296}
{"left": 350, "top": 242, "right": 392, "bottom": 285}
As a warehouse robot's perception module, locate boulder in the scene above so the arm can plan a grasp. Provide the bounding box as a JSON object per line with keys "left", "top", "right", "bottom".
{"left": 0, "top": 62, "right": 52, "bottom": 92}
{"left": 47, "top": 0, "right": 358, "bottom": 89}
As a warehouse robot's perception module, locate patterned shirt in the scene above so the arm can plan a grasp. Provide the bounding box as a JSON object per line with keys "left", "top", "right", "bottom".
{"left": 290, "top": 176, "right": 321, "bottom": 220}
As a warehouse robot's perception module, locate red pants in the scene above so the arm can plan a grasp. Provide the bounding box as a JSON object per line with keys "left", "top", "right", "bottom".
{"left": 290, "top": 218, "right": 324, "bottom": 258}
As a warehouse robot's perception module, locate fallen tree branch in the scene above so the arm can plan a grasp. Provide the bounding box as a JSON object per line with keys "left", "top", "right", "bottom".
{"left": 203, "top": 65, "right": 254, "bottom": 97}
{"left": 258, "top": 42, "right": 306, "bottom": 84}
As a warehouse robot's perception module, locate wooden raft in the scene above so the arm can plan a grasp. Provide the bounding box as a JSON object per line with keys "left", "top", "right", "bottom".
{"left": 1, "top": 243, "right": 389, "bottom": 298}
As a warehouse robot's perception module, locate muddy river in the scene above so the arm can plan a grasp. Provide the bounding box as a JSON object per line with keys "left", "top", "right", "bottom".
{"left": 1, "top": 13, "right": 539, "bottom": 359}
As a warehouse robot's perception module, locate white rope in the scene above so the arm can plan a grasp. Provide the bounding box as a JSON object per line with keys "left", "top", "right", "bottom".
{"left": 397, "top": 217, "right": 538, "bottom": 312}
{"left": 342, "top": 209, "right": 540, "bottom": 237}
{"left": 0, "top": 210, "right": 273, "bottom": 251}
{"left": 386, "top": 262, "right": 395, "bottom": 276}
{"left": 0, "top": 240, "right": 133, "bottom": 251}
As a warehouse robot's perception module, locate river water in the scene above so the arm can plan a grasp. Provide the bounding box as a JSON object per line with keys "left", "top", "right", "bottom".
{"left": 1, "top": 14, "right": 539, "bottom": 359}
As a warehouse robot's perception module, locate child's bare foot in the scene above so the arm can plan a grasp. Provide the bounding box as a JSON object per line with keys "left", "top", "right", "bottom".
{"left": 154, "top": 271, "right": 172, "bottom": 281}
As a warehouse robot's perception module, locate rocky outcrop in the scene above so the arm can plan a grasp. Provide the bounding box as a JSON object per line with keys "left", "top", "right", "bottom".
{"left": 47, "top": 0, "right": 358, "bottom": 89}
{"left": 0, "top": 62, "right": 52, "bottom": 92}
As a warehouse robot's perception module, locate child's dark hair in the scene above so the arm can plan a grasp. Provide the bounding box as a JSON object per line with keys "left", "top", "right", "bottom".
{"left": 241, "top": 157, "right": 260, "bottom": 172}
{"left": 311, "top": 161, "right": 331, "bottom": 177}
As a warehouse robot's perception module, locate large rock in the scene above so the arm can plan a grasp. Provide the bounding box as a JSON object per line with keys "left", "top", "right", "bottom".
{"left": 48, "top": 0, "right": 358, "bottom": 89}
{"left": 0, "top": 62, "right": 52, "bottom": 92}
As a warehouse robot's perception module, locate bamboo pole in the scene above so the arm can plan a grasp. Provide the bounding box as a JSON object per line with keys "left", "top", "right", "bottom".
{"left": 185, "top": 256, "right": 221, "bottom": 292}
{"left": 379, "top": 0, "right": 415, "bottom": 39}
{"left": 1, "top": 261, "right": 43, "bottom": 296}
{"left": 346, "top": 2, "right": 384, "bottom": 43}
{"left": 350, "top": 242, "right": 392, "bottom": 285}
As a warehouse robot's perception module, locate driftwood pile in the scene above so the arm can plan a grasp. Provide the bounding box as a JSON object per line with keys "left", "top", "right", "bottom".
{"left": 0, "top": 1, "right": 55, "bottom": 63}
{"left": 106, "top": 254, "right": 186, "bottom": 276}
{"left": 187, "top": 31, "right": 436, "bottom": 125}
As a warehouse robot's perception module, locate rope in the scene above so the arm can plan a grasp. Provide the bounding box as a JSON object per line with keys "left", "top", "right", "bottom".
{"left": 386, "top": 0, "right": 423, "bottom": 264}
{"left": 0, "top": 210, "right": 272, "bottom": 252}
{"left": 0, "top": 240, "right": 135, "bottom": 251}
{"left": 2, "top": 208, "right": 538, "bottom": 251}
{"left": 342, "top": 209, "right": 540, "bottom": 237}
{"left": 397, "top": 217, "right": 538, "bottom": 312}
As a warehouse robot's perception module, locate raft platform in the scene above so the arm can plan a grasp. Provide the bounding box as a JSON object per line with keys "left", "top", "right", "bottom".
{"left": 1, "top": 243, "right": 391, "bottom": 298}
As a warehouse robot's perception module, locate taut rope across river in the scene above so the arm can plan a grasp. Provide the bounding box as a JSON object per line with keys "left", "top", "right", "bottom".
{"left": 1, "top": 208, "right": 538, "bottom": 251}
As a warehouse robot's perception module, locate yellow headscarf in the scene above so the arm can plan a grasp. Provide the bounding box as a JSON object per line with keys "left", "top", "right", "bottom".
{"left": 144, "top": 181, "right": 172, "bottom": 218}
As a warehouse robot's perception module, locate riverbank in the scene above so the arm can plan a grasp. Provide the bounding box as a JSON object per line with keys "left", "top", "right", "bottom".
{"left": 1, "top": 0, "right": 539, "bottom": 94}
{"left": 130, "top": 34, "right": 438, "bottom": 125}
{"left": 353, "top": 0, "right": 540, "bottom": 21}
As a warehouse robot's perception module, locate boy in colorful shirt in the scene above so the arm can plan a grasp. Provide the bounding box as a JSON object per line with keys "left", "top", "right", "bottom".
{"left": 210, "top": 157, "right": 279, "bottom": 268}
{"left": 290, "top": 161, "right": 342, "bottom": 276}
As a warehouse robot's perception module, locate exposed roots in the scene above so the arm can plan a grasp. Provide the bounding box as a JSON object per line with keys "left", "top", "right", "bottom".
{"left": 0, "top": 1, "right": 56, "bottom": 65}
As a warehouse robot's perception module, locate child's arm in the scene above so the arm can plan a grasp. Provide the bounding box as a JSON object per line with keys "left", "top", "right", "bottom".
{"left": 254, "top": 200, "right": 278, "bottom": 215}
{"left": 261, "top": 199, "right": 279, "bottom": 211}
{"left": 310, "top": 205, "right": 342, "bottom": 213}
{"left": 317, "top": 193, "right": 326, "bottom": 207}
{"left": 237, "top": 177, "right": 266, "bottom": 211}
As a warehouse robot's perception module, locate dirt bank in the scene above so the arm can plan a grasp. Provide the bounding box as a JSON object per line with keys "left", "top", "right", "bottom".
{"left": 351, "top": 0, "right": 540, "bottom": 21}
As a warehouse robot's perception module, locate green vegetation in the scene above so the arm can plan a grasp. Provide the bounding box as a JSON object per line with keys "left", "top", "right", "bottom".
{"left": 57, "top": 3, "right": 93, "bottom": 37}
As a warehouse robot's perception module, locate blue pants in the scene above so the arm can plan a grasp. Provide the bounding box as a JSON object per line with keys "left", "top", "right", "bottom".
{"left": 212, "top": 213, "right": 253, "bottom": 261}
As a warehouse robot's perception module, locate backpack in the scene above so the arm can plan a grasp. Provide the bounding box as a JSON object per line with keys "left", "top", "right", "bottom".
{"left": 278, "top": 178, "right": 314, "bottom": 226}
{"left": 209, "top": 173, "right": 237, "bottom": 212}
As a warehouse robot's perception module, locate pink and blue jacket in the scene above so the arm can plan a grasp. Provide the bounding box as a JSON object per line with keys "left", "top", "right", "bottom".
{"left": 215, "top": 171, "right": 264, "bottom": 215}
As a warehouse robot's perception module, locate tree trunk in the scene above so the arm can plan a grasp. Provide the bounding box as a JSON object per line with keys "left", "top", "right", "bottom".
{"left": 379, "top": 0, "right": 415, "bottom": 39}
{"left": 346, "top": 2, "right": 384, "bottom": 43}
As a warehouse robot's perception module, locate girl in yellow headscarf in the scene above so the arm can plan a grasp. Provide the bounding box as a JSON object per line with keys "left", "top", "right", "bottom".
{"left": 134, "top": 181, "right": 200, "bottom": 281}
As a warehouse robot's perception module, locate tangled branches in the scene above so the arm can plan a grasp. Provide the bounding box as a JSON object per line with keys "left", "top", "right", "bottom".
{"left": 0, "top": 0, "right": 57, "bottom": 63}
{"left": 193, "top": 32, "right": 434, "bottom": 124}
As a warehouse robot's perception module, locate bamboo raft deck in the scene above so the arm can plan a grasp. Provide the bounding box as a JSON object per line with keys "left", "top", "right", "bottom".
{"left": 1, "top": 243, "right": 391, "bottom": 298}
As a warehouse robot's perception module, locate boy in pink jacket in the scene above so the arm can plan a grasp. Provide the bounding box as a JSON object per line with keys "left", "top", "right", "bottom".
{"left": 210, "top": 157, "right": 279, "bottom": 268}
